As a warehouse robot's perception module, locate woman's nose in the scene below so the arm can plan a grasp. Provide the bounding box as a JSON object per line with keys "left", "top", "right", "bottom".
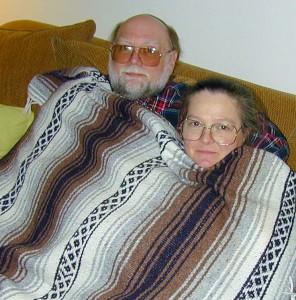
{"left": 199, "top": 128, "right": 213, "bottom": 144}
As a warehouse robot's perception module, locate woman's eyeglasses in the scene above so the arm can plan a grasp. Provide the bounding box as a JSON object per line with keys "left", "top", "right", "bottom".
{"left": 109, "top": 44, "right": 173, "bottom": 67}
{"left": 182, "top": 118, "right": 242, "bottom": 146}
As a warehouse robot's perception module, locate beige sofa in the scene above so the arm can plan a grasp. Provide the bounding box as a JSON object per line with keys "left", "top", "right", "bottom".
{"left": 0, "top": 19, "right": 295, "bottom": 169}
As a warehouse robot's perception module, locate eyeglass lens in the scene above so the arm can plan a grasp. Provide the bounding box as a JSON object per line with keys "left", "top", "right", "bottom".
{"left": 110, "top": 45, "right": 161, "bottom": 67}
{"left": 182, "top": 120, "right": 238, "bottom": 145}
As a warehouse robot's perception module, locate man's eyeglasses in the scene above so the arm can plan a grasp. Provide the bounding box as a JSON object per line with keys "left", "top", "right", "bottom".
{"left": 181, "top": 118, "right": 242, "bottom": 146}
{"left": 109, "top": 44, "right": 173, "bottom": 67}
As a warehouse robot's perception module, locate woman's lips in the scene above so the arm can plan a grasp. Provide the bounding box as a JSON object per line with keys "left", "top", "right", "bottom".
{"left": 197, "top": 150, "right": 216, "bottom": 155}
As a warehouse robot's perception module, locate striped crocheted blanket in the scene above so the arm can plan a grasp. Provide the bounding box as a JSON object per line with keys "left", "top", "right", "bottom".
{"left": 0, "top": 67, "right": 295, "bottom": 300}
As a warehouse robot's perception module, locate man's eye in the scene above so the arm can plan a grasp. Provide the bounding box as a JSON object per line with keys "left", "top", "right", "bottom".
{"left": 145, "top": 47, "right": 158, "bottom": 55}
{"left": 120, "top": 45, "right": 133, "bottom": 52}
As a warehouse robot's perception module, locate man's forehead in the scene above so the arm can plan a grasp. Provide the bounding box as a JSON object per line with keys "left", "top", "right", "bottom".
{"left": 123, "top": 15, "right": 167, "bottom": 31}
{"left": 115, "top": 36, "right": 161, "bottom": 47}
{"left": 115, "top": 16, "right": 169, "bottom": 45}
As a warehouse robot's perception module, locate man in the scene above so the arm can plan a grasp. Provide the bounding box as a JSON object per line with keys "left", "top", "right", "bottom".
{"left": 107, "top": 14, "right": 289, "bottom": 161}
{"left": 107, "top": 14, "right": 185, "bottom": 128}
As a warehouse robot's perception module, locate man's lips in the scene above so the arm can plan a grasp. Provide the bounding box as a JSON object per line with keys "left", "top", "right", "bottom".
{"left": 123, "top": 72, "right": 147, "bottom": 79}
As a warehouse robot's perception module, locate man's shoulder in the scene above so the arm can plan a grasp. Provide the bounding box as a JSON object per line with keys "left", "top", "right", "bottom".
{"left": 150, "top": 81, "right": 187, "bottom": 116}
{"left": 166, "top": 81, "right": 188, "bottom": 91}
{"left": 160, "top": 81, "right": 188, "bottom": 101}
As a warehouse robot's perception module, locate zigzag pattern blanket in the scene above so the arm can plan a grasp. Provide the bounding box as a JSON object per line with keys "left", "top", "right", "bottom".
{"left": 0, "top": 67, "right": 295, "bottom": 299}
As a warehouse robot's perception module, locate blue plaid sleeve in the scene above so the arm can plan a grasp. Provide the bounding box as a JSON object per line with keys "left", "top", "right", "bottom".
{"left": 249, "top": 112, "right": 289, "bottom": 162}
{"left": 160, "top": 82, "right": 187, "bottom": 128}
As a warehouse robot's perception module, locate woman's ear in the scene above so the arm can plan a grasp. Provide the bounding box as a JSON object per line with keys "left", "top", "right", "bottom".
{"left": 177, "top": 124, "right": 183, "bottom": 137}
{"left": 242, "top": 127, "right": 251, "bottom": 144}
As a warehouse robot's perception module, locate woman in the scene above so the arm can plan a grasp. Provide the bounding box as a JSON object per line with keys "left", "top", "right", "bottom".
{"left": 179, "top": 77, "right": 261, "bottom": 168}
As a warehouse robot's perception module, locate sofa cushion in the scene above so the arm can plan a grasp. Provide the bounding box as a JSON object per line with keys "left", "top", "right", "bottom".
{"left": 0, "top": 20, "right": 96, "bottom": 110}
{"left": 0, "top": 19, "right": 57, "bottom": 30}
{"left": 52, "top": 37, "right": 109, "bottom": 75}
{"left": 0, "top": 104, "right": 34, "bottom": 159}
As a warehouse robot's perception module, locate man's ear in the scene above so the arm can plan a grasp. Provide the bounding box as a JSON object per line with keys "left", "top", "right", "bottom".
{"left": 171, "top": 50, "right": 179, "bottom": 62}
{"left": 168, "top": 50, "right": 179, "bottom": 73}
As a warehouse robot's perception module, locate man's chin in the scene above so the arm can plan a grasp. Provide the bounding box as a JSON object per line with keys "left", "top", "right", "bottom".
{"left": 124, "top": 88, "right": 147, "bottom": 99}
{"left": 123, "top": 76, "right": 146, "bottom": 86}
{"left": 112, "top": 75, "right": 168, "bottom": 99}
{"left": 124, "top": 80, "right": 146, "bottom": 92}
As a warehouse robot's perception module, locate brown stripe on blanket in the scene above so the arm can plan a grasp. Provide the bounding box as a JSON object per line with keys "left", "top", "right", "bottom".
{"left": 0, "top": 93, "right": 148, "bottom": 280}
{"left": 90, "top": 150, "right": 254, "bottom": 299}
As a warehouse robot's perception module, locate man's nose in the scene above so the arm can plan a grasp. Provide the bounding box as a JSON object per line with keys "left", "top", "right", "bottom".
{"left": 129, "top": 50, "right": 142, "bottom": 65}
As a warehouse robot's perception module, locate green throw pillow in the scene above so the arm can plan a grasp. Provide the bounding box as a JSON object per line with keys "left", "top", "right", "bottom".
{"left": 0, "top": 104, "right": 34, "bottom": 158}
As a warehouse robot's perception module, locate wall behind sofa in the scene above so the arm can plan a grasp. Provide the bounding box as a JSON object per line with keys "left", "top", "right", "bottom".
{"left": 1, "top": 0, "right": 296, "bottom": 95}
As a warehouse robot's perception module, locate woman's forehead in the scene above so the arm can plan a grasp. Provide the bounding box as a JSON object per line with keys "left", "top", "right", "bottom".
{"left": 188, "top": 91, "right": 242, "bottom": 121}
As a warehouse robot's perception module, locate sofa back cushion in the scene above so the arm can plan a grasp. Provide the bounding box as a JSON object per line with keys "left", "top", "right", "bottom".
{"left": 0, "top": 20, "right": 96, "bottom": 110}
{"left": 52, "top": 37, "right": 109, "bottom": 75}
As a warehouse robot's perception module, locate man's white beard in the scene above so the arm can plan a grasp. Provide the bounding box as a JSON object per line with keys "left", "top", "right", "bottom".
{"left": 108, "top": 57, "right": 172, "bottom": 100}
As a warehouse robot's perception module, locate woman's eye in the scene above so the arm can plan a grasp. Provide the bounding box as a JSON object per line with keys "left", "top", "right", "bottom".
{"left": 218, "top": 124, "right": 231, "bottom": 131}
{"left": 189, "top": 121, "right": 201, "bottom": 127}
